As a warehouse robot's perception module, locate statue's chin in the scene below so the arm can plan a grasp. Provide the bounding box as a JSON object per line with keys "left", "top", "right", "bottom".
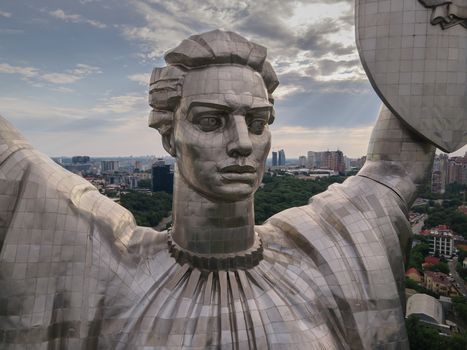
{"left": 192, "top": 182, "right": 257, "bottom": 203}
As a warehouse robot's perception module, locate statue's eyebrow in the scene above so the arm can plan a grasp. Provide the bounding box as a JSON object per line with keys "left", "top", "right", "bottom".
{"left": 187, "top": 101, "right": 231, "bottom": 114}
{"left": 187, "top": 101, "right": 272, "bottom": 115}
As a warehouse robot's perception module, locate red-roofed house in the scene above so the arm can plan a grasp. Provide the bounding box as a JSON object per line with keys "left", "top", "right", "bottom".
{"left": 424, "top": 256, "right": 440, "bottom": 265}
{"left": 424, "top": 271, "right": 460, "bottom": 297}
{"left": 406, "top": 268, "right": 422, "bottom": 283}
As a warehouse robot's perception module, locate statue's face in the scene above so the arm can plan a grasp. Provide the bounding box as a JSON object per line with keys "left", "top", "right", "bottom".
{"left": 173, "top": 65, "right": 272, "bottom": 201}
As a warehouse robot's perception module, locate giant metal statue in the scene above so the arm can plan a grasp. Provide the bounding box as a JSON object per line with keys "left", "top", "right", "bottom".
{"left": 0, "top": 1, "right": 466, "bottom": 349}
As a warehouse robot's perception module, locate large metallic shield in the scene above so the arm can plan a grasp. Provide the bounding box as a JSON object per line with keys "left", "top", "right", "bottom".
{"left": 356, "top": 0, "right": 467, "bottom": 152}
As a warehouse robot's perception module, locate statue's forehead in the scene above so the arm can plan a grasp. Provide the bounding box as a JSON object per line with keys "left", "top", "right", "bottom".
{"left": 182, "top": 65, "right": 268, "bottom": 99}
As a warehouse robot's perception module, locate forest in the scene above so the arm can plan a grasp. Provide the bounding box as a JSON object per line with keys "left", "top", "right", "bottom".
{"left": 412, "top": 183, "right": 467, "bottom": 238}
{"left": 120, "top": 191, "right": 172, "bottom": 227}
{"left": 254, "top": 174, "right": 346, "bottom": 224}
{"left": 119, "top": 174, "right": 346, "bottom": 227}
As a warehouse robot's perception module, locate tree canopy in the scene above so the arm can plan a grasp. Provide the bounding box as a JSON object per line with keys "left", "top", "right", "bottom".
{"left": 254, "top": 175, "right": 346, "bottom": 224}
{"left": 406, "top": 315, "right": 467, "bottom": 350}
{"left": 120, "top": 191, "right": 172, "bottom": 227}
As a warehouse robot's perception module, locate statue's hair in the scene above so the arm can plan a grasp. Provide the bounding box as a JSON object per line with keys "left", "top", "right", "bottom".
{"left": 148, "top": 30, "right": 279, "bottom": 136}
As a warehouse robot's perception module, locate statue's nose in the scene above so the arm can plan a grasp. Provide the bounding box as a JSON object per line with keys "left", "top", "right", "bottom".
{"left": 227, "top": 115, "right": 253, "bottom": 157}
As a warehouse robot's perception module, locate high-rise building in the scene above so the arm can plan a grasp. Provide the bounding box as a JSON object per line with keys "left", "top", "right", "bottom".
{"left": 431, "top": 153, "right": 467, "bottom": 192}
{"left": 101, "top": 160, "right": 119, "bottom": 173}
{"left": 307, "top": 150, "right": 345, "bottom": 173}
{"left": 299, "top": 156, "right": 307, "bottom": 167}
{"left": 278, "top": 149, "right": 286, "bottom": 166}
{"left": 307, "top": 151, "right": 317, "bottom": 168}
{"left": 134, "top": 161, "right": 143, "bottom": 171}
{"left": 72, "top": 156, "right": 90, "bottom": 164}
{"left": 151, "top": 159, "right": 174, "bottom": 193}
{"left": 63, "top": 155, "right": 92, "bottom": 175}
{"left": 272, "top": 151, "right": 278, "bottom": 166}
{"left": 329, "top": 150, "right": 345, "bottom": 174}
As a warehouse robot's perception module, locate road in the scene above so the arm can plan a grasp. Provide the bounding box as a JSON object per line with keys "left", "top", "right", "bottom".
{"left": 449, "top": 257, "right": 467, "bottom": 297}
{"left": 411, "top": 214, "right": 426, "bottom": 235}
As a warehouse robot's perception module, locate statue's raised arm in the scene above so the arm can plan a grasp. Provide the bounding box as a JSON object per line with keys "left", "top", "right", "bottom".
{"left": 355, "top": 0, "right": 467, "bottom": 206}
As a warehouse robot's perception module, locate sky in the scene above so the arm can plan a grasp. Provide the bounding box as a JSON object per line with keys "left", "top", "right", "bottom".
{"left": 0, "top": 0, "right": 463, "bottom": 158}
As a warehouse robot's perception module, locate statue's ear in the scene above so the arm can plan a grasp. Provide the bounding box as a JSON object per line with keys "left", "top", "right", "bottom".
{"left": 162, "top": 132, "right": 176, "bottom": 157}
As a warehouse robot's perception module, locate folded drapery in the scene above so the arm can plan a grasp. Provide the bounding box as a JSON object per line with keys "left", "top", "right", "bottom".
{"left": 419, "top": 0, "right": 467, "bottom": 29}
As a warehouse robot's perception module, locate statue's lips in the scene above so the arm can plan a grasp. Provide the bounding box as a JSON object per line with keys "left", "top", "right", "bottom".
{"left": 219, "top": 165, "right": 256, "bottom": 183}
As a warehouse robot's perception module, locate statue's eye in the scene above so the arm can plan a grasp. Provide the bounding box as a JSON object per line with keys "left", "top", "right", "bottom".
{"left": 197, "top": 116, "right": 222, "bottom": 132}
{"left": 248, "top": 119, "right": 266, "bottom": 135}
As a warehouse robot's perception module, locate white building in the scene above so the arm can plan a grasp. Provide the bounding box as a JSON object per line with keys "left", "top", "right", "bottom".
{"left": 101, "top": 160, "right": 119, "bottom": 173}
{"left": 406, "top": 294, "right": 444, "bottom": 326}
{"left": 424, "top": 225, "right": 455, "bottom": 257}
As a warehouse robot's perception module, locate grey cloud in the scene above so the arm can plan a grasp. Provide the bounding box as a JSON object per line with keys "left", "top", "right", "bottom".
{"left": 237, "top": 11, "right": 295, "bottom": 43}
{"left": 121, "top": 0, "right": 379, "bottom": 131}
{"left": 272, "top": 69, "right": 380, "bottom": 129}
{"left": 317, "top": 58, "right": 360, "bottom": 75}
{"left": 296, "top": 20, "right": 354, "bottom": 57}
{"left": 127, "top": 0, "right": 356, "bottom": 61}
{"left": 274, "top": 87, "right": 380, "bottom": 130}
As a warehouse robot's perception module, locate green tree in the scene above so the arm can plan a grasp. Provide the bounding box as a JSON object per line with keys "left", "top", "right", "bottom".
{"left": 120, "top": 191, "right": 172, "bottom": 227}
{"left": 405, "top": 316, "right": 459, "bottom": 350}
{"left": 408, "top": 242, "right": 430, "bottom": 271}
{"left": 423, "top": 206, "right": 467, "bottom": 239}
{"left": 254, "top": 175, "right": 346, "bottom": 224}
{"left": 452, "top": 296, "right": 467, "bottom": 322}
{"left": 425, "top": 262, "right": 450, "bottom": 275}
{"left": 137, "top": 179, "right": 152, "bottom": 189}
{"left": 406, "top": 316, "right": 442, "bottom": 349}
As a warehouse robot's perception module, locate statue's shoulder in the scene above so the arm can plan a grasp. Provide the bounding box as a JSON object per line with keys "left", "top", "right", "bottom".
{"left": 0, "top": 115, "right": 164, "bottom": 258}
{"left": 256, "top": 175, "right": 406, "bottom": 249}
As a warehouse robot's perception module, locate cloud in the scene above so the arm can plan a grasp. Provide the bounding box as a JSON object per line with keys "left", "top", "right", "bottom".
{"left": 112, "top": 0, "right": 381, "bottom": 157}
{"left": 1, "top": 0, "right": 385, "bottom": 157}
{"left": 0, "top": 97, "right": 86, "bottom": 122}
{"left": 0, "top": 63, "right": 39, "bottom": 78}
{"left": 91, "top": 95, "right": 147, "bottom": 114}
{"left": 0, "top": 93, "right": 147, "bottom": 134}
{"left": 0, "top": 10, "right": 11, "bottom": 18}
{"left": 120, "top": 1, "right": 364, "bottom": 87}
{"left": 50, "top": 86, "right": 75, "bottom": 93}
{"left": 0, "top": 62, "right": 100, "bottom": 85}
{"left": 41, "top": 64, "right": 101, "bottom": 84}
{"left": 128, "top": 73, "right": 149, "bottom": 86}
{"left": 49, "top": 9, "right": 106, "bottom": 29}
{"left": 270, "top": 125, "right": 373, "bottom": 157}
{"left": 0, "top": 28, "right": 23, "bottom": 34}
{"left": 273, "top": 84, "right": 304, "bottom": 100}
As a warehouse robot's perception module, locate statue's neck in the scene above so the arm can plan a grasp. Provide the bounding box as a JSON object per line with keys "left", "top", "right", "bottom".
{"left": 171, "top": 167, "right": 256, "bottom": 255}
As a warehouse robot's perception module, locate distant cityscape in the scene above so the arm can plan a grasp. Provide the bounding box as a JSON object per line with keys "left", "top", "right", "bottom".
{"left": 53, "top": 150, "right": 467, "bottom": 199}
{"left": 432, "top": 153, "right": 467, "bottom": 193}
{"left": 269, "top": 149, "right": 366, "bottom": 177}
{"left": 52, "top": 155, "right": 175, "bottom": 196}
{"left": 52, "top": 149, "right": 367, "bottom": 197}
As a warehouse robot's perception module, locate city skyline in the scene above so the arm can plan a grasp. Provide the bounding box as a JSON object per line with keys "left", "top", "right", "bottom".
{"left": 0, "top": 1, "right": 466, "bottom": 158}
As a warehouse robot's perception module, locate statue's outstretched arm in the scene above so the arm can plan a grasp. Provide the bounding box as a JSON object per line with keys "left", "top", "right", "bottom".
{"left": 357, "top": 104, "right": 436, "bottom": 207}
{"left": 0, "top": 114, "right": 161, "bottom": 257}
